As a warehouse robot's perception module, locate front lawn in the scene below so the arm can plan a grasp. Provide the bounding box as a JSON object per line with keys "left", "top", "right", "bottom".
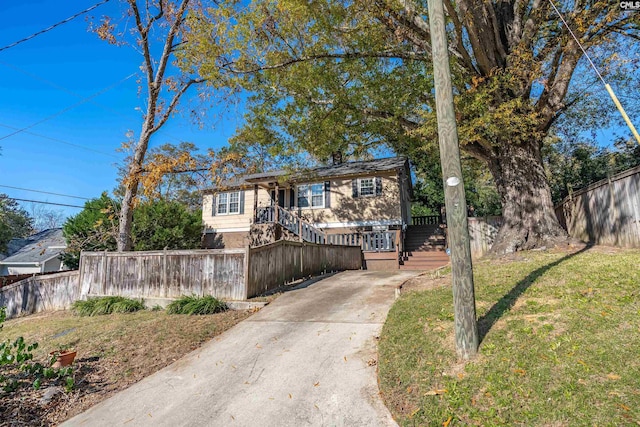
{"left": 0, "top": 308, "right": 252, "bottom": 426}
{"left": 379, "top": 246, "right": 640, "bottom": 426}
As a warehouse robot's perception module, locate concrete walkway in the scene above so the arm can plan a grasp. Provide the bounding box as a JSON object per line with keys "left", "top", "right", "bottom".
{"left": 63, "top": 270, "right": 419, "bottom": 427}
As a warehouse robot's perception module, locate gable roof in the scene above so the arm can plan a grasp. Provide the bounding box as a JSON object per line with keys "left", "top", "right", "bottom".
{"left": 0, "top": 229, "right": 66, "bottom": 265}
{"left": 205, "top": 157, "right": 409, "bottom": 192}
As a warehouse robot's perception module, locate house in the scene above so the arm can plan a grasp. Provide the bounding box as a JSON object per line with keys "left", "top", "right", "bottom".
{"left": 202, "top": 156, "right": 449, "bottom": 270}
{"left": 0, "top": 228, "right": 69, "bottom": 276}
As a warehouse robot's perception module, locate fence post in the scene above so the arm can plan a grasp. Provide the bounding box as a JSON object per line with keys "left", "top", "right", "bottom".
{"left": 162, "top": 248, "right": 167, "bottom": 298}
{"left": 101, "top": 250, "right": 108, "bottom": 295}
{"left": 78, "top": 250, "right": 85, "bottom": 298}
{"left": 244, "top": 247, "right": 250, "bottom": 300}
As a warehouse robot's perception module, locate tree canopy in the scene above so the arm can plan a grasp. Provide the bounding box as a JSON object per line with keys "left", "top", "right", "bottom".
{"left": 186, "top": 0, "right": 639, "bottom": 253}
{"left": 62, "top": 194, "right": 202, "bottom": 269}
{"left": 0, "top": 195, "right": 33, "bottom": 254}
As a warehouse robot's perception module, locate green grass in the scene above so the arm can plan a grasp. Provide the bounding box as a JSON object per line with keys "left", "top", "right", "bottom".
{"left": 71, "top": 296, "right": 145, "bottom": 316}
{"left": 379, "top": 247, "right": 640, "bottom": 426}
{"left": 166, "top": 295, "right": 227, "bottom": 315}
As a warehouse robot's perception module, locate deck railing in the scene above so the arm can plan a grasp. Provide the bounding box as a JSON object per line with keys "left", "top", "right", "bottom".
{"left": 327, "top": 231, "right": 396, "bottom": 252}
{"left": 255, "top": 205, "right": 397, "bottom": 252}
{"left": 255, "top": 205, "right": 327, "bottom": 244}
{"left": 412, "top": 215, "right": 442, "bottom": 225}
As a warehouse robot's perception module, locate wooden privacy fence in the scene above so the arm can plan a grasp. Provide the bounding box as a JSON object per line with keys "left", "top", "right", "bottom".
{"left": 246, "top": 240, "right": 362, "bottom": 298}
{"left": 80, "top": 249, "right": 248, "bottom": 301}
{"left": 80, "top": 243, "right": 362, "bottom": 302}
{"left": 467, "top": 216, "right": 503, "bottom": 259}
{"left": 0, "top": 271, "right": 80, "bottom": 318}
{"left": 555, "top": 165, "right": 640, "bottom": 247}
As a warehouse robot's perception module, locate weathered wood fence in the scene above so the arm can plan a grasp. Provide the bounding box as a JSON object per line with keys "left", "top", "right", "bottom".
{"left": 467, "top": 216, "right": 503, "bottom": 259}
{"left": 79, "top": 249, "right": 248, "bottom": 301}
{"left": 555, "top": 165, "right": 640, "bottom": 247}
{"left": 246, "top": 240, "right": 362, "bottom": 298}
{"left": 1, "top": 243, "right": 363, "bottom": 319}
{"left": 0, "top": 271, "right": 80, "bottom": 318}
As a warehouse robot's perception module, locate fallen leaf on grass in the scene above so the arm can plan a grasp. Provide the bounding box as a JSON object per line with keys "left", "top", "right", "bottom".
{"left": 607, "top": 373, "right": 621, "bottom": 380}
{"left": 512, "top": 369, "right": 526, "bottom": 376}
{"left": 424, "top": 389, "right": 447, "bottom": 396}
{"left": 443, "top": 416, "right": 453, "bottom": 427}
{"left": 617, "top": 403, "right": 630, "bottom": 411}
{"left": 409, "top": 408, "right": 420, "bottom": 418}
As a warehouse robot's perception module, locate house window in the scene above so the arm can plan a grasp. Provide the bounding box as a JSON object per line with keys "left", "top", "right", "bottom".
{"left": 216, "top": 191, "right": 240, "bottom": 215}
{"left": 297, "top": 183, "right": 325, "bottom": 208}
{"left": 359, "top": 178, "right": 375, "bottom": 196}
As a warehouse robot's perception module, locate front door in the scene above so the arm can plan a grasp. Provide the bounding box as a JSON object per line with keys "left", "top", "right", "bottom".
{"left": 270, "top": 189, "right": 286, "bottom": 208}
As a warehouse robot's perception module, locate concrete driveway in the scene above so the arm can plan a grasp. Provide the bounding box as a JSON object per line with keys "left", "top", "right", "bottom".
{"left": 63, "top": 270, "right": 419, "bottom": 427}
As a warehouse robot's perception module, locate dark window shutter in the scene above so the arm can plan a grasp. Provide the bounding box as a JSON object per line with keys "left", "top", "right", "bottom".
{"left": 352, "top": 179, "right": 359, "bottom": 198}
{"left": 324, "top": 181, "right": 331, "bottom": 208}
{"left": 212, "top": 194, "right": 216, "bottom": 216}
{"left": 289, "top": 189, "right": 295, "bottom": 208}
{"left": 239, "top": 190, "right": 245, "bottom": 214}
{"left": 375, "top": 177, "right": 383, "bottom": 196}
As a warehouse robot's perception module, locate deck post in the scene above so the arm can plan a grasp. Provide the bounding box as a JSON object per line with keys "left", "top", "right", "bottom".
{"left": 253, "top": 184, "right": 258, "bottom": 222}
{"left": 274, "top": 183, "right": 280, "bottom": 224}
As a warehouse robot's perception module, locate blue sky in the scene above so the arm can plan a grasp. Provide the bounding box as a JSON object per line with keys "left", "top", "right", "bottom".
{"left": 0, "top": 0, "right": 244, "bottom": 219}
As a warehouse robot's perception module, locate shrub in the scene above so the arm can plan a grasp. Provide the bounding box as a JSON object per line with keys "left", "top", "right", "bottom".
{"left": 72, "top": 296, "right": 145, "bottom": 316}
{"left": 166, "top": 295, "right": 227, "bottom": 315}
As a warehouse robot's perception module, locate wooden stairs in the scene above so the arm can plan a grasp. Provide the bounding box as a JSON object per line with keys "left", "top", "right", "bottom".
{"left": 400, "top": 224, "right": 449, "bottom": 271}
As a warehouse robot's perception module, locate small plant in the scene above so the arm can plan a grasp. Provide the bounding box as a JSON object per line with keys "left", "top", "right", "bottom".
{"left": 72, "top": 296, "right": 145, "bottom": 316}
{"left": 0, "top": 309, "right": 75, "bottom": 395}
{"left": 167, "top": 295, "right": 227, "bottom": 315}
{"left": 150, "top": 304, "right": 164, "bottom": 311}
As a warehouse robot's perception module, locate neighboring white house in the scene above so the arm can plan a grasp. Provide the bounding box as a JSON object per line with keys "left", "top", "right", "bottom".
{"left": 0, "top": 229, "right": 68, "bottom": 276}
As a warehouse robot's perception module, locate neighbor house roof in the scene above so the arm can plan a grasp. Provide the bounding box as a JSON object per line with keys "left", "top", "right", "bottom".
{"left": 205, "top": 157, "right": 409, "bottom": 192}
{"left": 0, "top": 229, "right": 66, "bottom": 265}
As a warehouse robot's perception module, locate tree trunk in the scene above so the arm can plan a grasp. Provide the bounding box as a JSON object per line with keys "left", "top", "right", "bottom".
{"left": 488, "top": 139, "right": 568, "bottom": 254}
{"left": 117, "top": 130, "right": 152, "bottom": 251}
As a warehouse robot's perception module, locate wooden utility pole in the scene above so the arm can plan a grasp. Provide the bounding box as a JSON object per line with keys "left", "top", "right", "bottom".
{"left": 427, "top": 0, "right": 478, "bottom": 360}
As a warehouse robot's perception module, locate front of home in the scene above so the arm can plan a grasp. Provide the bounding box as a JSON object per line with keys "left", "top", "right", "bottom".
{"left": 201, "top": 156, "right": 448, "bottom": 270}
{"left": 201, "top": 157, "right": 413, "bottom": 249}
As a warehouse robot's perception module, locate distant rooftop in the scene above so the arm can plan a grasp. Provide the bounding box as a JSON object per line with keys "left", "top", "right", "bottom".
{"left": 0, "top": 229, "right": 66, "bottom": 265}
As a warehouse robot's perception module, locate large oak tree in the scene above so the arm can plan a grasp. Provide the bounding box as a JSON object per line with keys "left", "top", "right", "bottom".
{"left": 188, "top": 0, "right": 639, "bottom": 253}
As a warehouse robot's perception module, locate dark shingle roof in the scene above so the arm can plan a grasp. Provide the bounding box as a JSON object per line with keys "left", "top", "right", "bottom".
{"left": 0, "top": 229, "right": 66, "bottom": 265}
{"left": 205, "top": 157, "right": 408, "bottom": 192}
{"left": 244, "top": 157, "right": 407, "bottom": 182}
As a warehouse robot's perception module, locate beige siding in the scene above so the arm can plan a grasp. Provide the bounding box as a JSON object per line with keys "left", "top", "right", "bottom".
{"left": 296, "top": 173, "right": 402, "bottom": 227}
{"left": 203, "top": 171, "right": 409, "bottom": 233}
{"left": 202, "top": 189, "right": 271, "bottom": 231}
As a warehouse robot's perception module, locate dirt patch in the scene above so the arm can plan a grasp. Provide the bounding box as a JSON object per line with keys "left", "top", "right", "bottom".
{"left": 0, "top": 309, "right": 254, "bottom": 426}
{"left": 399, "top": 273, "right": 450, "bottom": 294}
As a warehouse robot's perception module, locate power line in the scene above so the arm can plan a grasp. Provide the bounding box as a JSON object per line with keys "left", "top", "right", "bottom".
{"left": 0, "top": 185, "right": 90, "bottom": 200}
{"left": 0, "top": 0, "right": 111, "bottom": 53}
{"left": 0, "top": 123, "right": 121, "bottom": 158}
{"left": 0, "top": 196, "right": 87, "bottom": 210}
{"left": 548, "top": 0, "right": 640, "bottom": 145}
{"left": 0, "top": 60, "right": 184, "bottom": 145}
{"left": 0, "top": 72, "right": 137, "bottom": 142}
